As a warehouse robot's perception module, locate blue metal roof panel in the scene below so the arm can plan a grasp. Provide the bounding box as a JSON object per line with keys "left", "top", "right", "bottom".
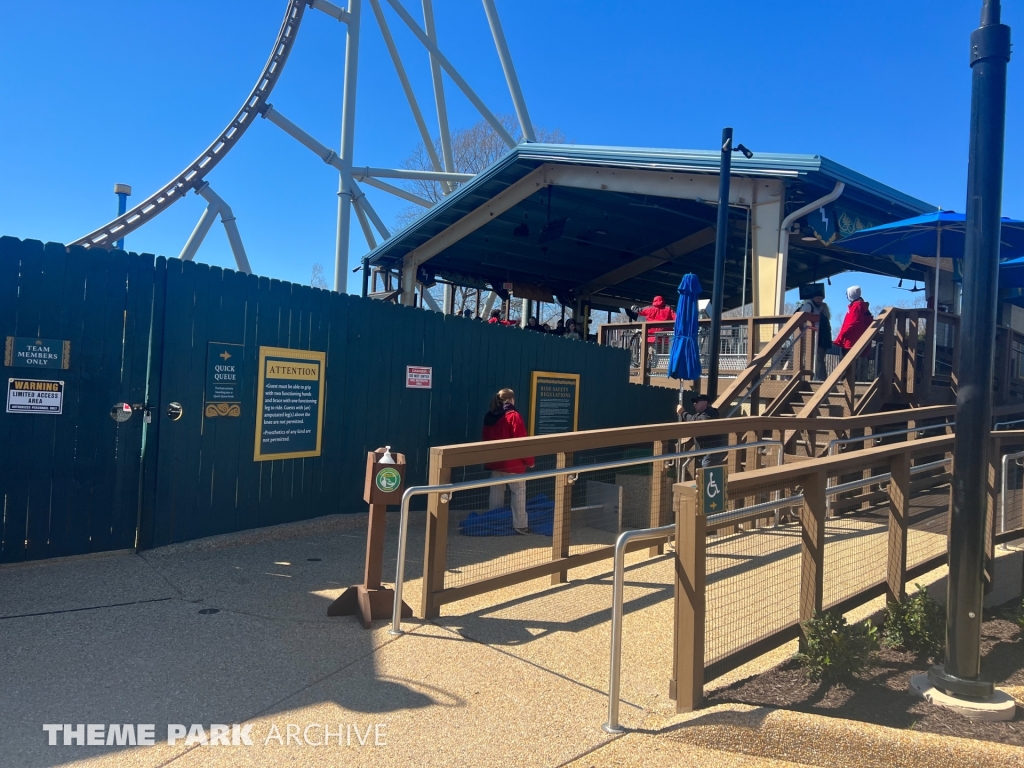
{"left": 366, "top": 143, "right": 934, "bottom": 267}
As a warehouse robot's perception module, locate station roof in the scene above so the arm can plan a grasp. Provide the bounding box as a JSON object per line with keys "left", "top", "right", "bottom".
{"left": 366, "top": 143, "right": 935, "bottom": 310}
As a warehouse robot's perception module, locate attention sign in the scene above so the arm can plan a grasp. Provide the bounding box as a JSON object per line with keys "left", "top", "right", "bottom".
{"left": 528, "top": 371, "right": 580, "bottom": 435}
{"left": 7, "top": 378, "right": 64, "bottom": 414}
{"left": 254, "top": 346, "right": 326, "bottom": 461}
{"left": 4, "top": 337, "right": 70, "bottom": 369}
{"left": 405, "top": 366, "right": 432, "bottom": 389}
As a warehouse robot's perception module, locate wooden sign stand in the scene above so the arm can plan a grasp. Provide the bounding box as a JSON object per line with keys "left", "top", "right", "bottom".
{"left": 327, "top": 448, "right": 413, "bottom": 628}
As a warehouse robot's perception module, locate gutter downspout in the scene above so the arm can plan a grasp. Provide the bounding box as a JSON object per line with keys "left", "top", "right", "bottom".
{"left": 774, "top": 181, "right": 846, "bottom": 313}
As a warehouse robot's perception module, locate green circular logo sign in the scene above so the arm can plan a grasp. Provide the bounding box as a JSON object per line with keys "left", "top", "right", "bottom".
{"left": 376, "top": 467, "right": 401, "bottom": 493}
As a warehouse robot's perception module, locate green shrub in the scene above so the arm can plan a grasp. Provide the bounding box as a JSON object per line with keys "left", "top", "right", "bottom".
{"left": 882, "top": 584, "right": 945, "bottom": 661}
{"left": 796, "top": 609, "right": 879, "bottom": 684}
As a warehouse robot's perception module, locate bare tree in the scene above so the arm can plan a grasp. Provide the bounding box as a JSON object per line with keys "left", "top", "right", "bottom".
{"left": 396, "top": 114, "right": 567, "bottom": 229}
{"left": 311, "top": 263, "right": 329, "bottom": 290}
{"left": 404, "top": 114, "right": 567, "bottom": 318}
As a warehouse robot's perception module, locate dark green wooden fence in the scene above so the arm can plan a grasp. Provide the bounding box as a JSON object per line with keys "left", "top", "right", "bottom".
{"left": 0, "top": 237, "right": 676, "bottom": 562}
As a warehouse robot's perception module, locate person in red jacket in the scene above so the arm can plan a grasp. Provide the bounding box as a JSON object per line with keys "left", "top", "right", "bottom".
{"left": 482, "top": 388, "right": 534, "bottom": 534}
{"left": 632, "top": 295, "right": 676, "bottom": 322}
{"left": 632, "top": 295, "right": 676, "bottom": 345}
{"left": 835, "top": 286, "right": 874, "bottom": 380}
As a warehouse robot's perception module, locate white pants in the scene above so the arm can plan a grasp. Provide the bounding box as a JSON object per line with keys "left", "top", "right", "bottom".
{"left": 489, "top": 471, "right": 528, "bottom": 529}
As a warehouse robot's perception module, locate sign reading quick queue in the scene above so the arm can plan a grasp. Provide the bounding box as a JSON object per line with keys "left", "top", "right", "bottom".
{"left": 205, "top": 342, "right": 243, "bottom": 418}
{"left": 254, "top": 347, "right": 326, "bottom": 461}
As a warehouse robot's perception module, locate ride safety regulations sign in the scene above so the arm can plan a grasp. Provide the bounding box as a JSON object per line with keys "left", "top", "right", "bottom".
{"left": 6, "top": 378, "right": 64, "bottom": 414}
{"left": 254, "top": 347, "right": 326, "bottom": 461}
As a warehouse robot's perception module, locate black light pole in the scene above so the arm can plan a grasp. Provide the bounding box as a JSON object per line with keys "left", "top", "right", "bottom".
{"left": 929, "top": 0, "right": 1011, "bottom": 698}
{"left": 706, "top": 128, "right": 752, "bottom": 401}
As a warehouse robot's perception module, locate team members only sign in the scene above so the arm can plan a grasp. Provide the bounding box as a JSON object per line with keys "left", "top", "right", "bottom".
{"left": 254, "top": 347, "right": 326, "bottom": 461}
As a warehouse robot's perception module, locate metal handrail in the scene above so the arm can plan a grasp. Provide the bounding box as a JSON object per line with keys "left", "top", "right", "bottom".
{"left": 724, "top": 326, "right": 809, "bottom": 417}
{"left": 1000, "top": 450, "right": 1024, "bottom": 550}
{"left": 602, "top": 523, "right": 677, "bottom": 734}
{"left": 825, "top": 423, "right": 954, "bottom": 514}
{"left": 388, "top": 440, "right": 785, "bottom": 635}
{"left": 995, "top": 419, "right": 1024, "bottom": 430}
{"left": 826, "top": 422, "right": 955, "bottom": 456}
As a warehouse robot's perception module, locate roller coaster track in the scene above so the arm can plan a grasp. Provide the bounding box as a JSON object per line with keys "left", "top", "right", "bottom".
{"left": 71, "top": 0, "right": 306, "bottom": 249}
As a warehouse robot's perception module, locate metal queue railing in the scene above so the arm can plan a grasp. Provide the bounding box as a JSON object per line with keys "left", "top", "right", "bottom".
{"left": 388, "top": 440, "right": 785, "bottom": 636}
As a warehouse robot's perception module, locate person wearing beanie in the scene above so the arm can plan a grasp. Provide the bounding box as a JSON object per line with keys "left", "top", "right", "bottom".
{"left": 835, "top": 285, "right": 873, "bottom": 379}
{"left": 482, "top": 388, "right": 534, "bottom": 534}
{"left": 632, "top": 295, "right": 676, "bottom": 345}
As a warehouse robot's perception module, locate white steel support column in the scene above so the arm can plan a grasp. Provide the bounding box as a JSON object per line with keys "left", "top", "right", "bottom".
{"left": 368, "top": 0, "right": 447, "bottom": 180}
{"left": 443, "top": 283, "right": 453, "bottom": 314}
{"left": 423, "top": 0, "right": 455, "bottom": 193}
{"left": 749, "top": 179, "right": 785, "bottom": 319}
{"left": 482, "top": 0, "right": 535, "bottom": 141}
{"left": 335, "top": 0, "right": 361, "bottom": 294}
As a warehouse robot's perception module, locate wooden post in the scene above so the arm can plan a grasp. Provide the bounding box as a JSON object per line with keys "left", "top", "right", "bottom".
{"left": 649, "top": 441, "right": 671, "bottom": 556}
{"left": 880, "top": 310, "right": 896, "bottom": 402}
{"left": 641, "top": 323, "right": 651, "bottom": 386}
{"left": 921, "top": 308, "right": 936, "bottom": 401}
{"left": 799, "top": 471, "right": 827, "bottom": 636}
{"left": 747, "top": 317, "right": 755, "bottom": 364}
{"left": 329, "top": 450, "right": 412, "bottom": 627}
{"left": 551, "top": 452, "right": 573, "bottom": 584}
{"left": 906, "top": 311, "right": 919, "bottom": 398}
{"left": 886, "top": 452, "right": 911, "bottom": 602}
{"left": 670, "top": 483, "right": 705, "bottom": 713}
{"left": 420, "top": 463, "right": 451, "bottom": 619}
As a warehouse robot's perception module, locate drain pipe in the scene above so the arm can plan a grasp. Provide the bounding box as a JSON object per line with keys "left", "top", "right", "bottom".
{"left": 774, "top": 181, "right": 845, "bottom": 313}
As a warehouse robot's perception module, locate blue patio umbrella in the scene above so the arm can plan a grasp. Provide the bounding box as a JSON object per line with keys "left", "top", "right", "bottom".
{"left": 668, "top": 273, "right": 702, "bottom": 381}
{"left": 836, "top": 211, "right": 1024, "bottom": 375}
{"left": 836, "top": 210, "right": 1024, "bottom": 260}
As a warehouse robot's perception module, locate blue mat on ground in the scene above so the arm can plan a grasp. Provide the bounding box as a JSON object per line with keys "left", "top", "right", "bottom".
{"left": 458, "top": 494, "right": 554, "bottom": 537}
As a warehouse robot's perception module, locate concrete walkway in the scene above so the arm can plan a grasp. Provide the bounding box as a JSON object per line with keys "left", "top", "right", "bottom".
{"left": 1, "top": 513, "right": 1020, "bottom": 767}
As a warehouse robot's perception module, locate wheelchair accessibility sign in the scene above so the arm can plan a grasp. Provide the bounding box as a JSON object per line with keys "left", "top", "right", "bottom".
{"left": 697, "top": 465, "right": 727, "bottom": 514}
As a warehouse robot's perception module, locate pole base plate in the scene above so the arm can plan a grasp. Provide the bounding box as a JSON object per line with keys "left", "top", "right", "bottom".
{"left": 327, "top": 585, "right": 412, "bottom": 629}
{"left": 912, "top": 673, "right": 1015, "bottom": 721}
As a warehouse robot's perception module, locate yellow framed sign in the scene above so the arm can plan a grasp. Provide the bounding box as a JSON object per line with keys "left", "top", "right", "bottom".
{"left": 529, "top": 371, "right": 580, "bottom": 436}
{"left": 254, "top": 346, "right": 326, "bottom": 461}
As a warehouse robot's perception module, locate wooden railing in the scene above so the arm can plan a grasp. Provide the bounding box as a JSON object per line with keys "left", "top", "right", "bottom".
{"left": 597, "top": 315, "right": 805, "bottom": 387}
{"left": 417, "top": 403, "right": 1024, "bottom": 619}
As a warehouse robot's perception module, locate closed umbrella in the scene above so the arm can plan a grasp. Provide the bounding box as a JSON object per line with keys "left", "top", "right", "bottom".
{"left": 669, "top": 273, "right": 702, "bottom": 381}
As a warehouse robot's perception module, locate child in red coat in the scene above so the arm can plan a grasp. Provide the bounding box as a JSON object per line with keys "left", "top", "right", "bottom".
{"left": 482, "top": 388, "right": 534, "bottom": 533}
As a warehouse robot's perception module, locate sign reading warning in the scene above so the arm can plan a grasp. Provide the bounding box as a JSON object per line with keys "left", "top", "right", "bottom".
{"left": 528, "top": 371, "right": 580, "bottom": 436}
{"left": 254, "top": 346, "right": 326, "bottom": 461}
{"left": 7, "top": 378, "right": 64, "bottom": 414}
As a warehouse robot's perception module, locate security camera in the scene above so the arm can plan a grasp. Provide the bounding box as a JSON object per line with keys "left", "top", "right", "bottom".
{"left": 735, "top": 143, "right": 754, "bottom": 159}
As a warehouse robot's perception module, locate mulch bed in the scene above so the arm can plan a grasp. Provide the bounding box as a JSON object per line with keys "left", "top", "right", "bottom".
{"left": 706, "top": 600, "right": 1024, "bottom": 746}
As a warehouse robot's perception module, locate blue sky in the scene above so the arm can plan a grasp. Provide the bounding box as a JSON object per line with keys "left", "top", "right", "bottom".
{"left": 1, "top": 0, "right": 1021, "bottom": 314}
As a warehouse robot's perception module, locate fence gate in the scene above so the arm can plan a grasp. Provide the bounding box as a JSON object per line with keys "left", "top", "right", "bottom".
{"left": 0, "top": 239, "right": 155, "bottom": 563}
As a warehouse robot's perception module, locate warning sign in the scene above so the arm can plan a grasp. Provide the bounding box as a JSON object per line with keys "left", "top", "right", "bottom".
{"left": 7, "top": 378, "right": 64, "bottom": 414}
{"left": 406, "top": 366, "right": 432, "bottom": 389}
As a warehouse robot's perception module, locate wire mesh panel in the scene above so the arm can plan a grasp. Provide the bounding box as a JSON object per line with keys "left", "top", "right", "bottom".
{"left": 1001, "top": 452, "right": 1024, "bottom": 537}
{"left": 441, "top": 444, "right": 661, "bottom": 589}
{"left": 822, "top": 503, "right": 889, "bottom": 609}
{"left": 906, "top": 485, "right": 949, "bottom": 570}
{"left": 703, "top": 481, "right": 802, "bottom": 669}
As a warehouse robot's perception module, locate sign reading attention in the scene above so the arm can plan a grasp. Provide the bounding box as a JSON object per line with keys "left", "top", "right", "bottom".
{"left": 7, "top": 378, "right": 64, "bottom": 414}
{"left": 4, "top": 337, "right": 70, "bottom": 369}
{"left": 528, "top": 371, "right": 580, "bottom": 436}
{"left": 205, "top": 342, "right": 243, "bottom": 418}
{"left": 254, "top": 346, "right": 326, "bottom": 461}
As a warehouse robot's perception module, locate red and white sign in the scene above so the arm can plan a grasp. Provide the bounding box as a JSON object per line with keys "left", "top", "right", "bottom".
{"left": 406, "top": 366, "right": 432, "bottom": 389}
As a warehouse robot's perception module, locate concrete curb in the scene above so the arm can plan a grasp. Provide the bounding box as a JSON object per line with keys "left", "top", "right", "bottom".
{"left": 644, "top": 703, "right": 1024, "bottom": 768}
